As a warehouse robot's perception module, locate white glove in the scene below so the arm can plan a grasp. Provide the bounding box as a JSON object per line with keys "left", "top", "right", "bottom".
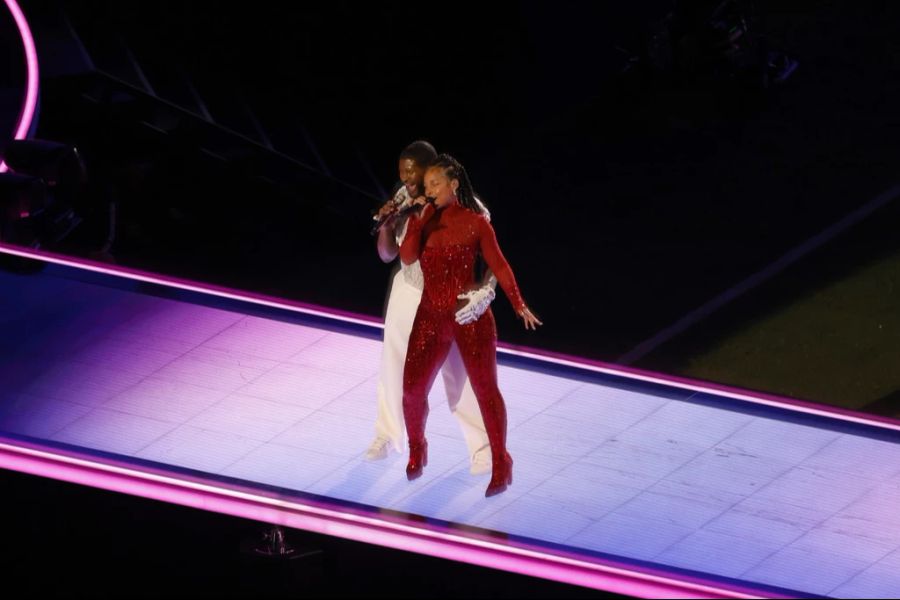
{"left": 455, "top": 285, "right": 496, "bottom": 325}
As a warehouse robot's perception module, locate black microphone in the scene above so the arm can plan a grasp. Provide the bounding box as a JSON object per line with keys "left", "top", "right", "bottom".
{"left": 370, "top": 201, "right": 429, "bottom": 236}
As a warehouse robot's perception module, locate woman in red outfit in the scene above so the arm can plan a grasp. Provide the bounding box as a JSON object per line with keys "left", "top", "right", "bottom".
{"left": 399, "top": 154, "right": 542, "bottom": 497}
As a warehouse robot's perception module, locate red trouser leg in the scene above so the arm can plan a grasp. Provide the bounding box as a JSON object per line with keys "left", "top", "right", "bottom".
{"left": 453, "top": 309, "right": 512, "bottom": 495}
{"left": 402, "top": 306, "right": 453, "bottom": 477}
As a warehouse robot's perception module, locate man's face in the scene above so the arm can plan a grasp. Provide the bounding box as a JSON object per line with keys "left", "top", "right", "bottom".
{"left": 398, "top": 158, "right": 426, "bottom": 198}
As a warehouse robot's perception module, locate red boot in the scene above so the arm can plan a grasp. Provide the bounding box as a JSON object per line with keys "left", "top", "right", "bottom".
{"left": 406, "top": 439, "right": 428, "bottom": 481}
{"left": 485, "top": 451, "right": 513, "bottom": 497}
{"left": 475, "top": 387, "right": 512, "bottom": 497}
{"left": 403, "top": 378, "right": 430, "bottom": 481}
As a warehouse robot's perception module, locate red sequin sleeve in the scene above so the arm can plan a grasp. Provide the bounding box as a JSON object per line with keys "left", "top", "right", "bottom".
{"left": 477, "top": 216, "right": 526, "bottom": 313}
{"left": 399, "top": 204, "right": 436, "bottom": 265}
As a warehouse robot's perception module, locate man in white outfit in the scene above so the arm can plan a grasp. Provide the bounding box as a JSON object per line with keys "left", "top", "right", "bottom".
{"left": 367, "top": 140, "right": 496, "bottom": 475}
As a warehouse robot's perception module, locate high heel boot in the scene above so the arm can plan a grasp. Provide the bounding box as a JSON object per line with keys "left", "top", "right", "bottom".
{"left": 406, "top": 439, "right": 428, "bottom": 481}
{"left": 485, "top": 451, "right": 513, "bottom": 497}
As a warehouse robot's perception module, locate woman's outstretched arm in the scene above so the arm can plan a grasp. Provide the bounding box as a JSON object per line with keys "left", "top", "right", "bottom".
{"left": 477, "top": 217, "right": 542, "bottom": 330}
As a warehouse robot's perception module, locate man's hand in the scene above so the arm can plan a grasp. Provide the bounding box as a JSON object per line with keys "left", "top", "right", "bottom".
{"left": 455, "top": 285, "right": 496, "bottom": 325}
{"left": 375, "top": 199, "right": 399, "bottom": 221}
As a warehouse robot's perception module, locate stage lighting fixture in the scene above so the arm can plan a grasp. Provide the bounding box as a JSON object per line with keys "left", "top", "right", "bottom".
{"left": 3, "top": 139, "right": 87, "bottom": 206}
{"left": 0, "top": 171, "right": 47, "bottom": 246}
{"left": 0, "top": 139, "right": 86, "bottom": 248}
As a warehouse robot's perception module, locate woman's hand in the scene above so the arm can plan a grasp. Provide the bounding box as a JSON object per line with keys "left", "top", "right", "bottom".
{"left": 517, "top": 306, "right": 543, "bottom": 331}
{"left": 415, "top": 200, "right": 437, "bottom": 222}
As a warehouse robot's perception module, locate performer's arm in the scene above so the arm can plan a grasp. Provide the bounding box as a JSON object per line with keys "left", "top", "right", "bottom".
{"left": 374, "top": 184, "right": 410, "bottom": 263}
{"left": 477, "top": 218, "right": 542, "bottom": 330}
{"left": 399, "top": 203, "right": 436, "bottom": 265}
{"left": 376, "top": 218, "right": 401, "bottom": 263}
{"left": 477, "top": 218, "right": 525, "bottom": 312}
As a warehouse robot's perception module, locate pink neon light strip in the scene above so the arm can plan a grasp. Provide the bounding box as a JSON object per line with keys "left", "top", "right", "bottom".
{"left": 1, "top": 0, "right": 40, "bottom": 173}
{"left": 1, "top": 241, "right": 898, "bottom": 434}
{"left": 498, "top": 344, "right": 900, "bottom": 433}
{"left": 0, "top": 243, "right": 382, "bottom": 328}
{"left": 0, "top": 440, "right": 779, "bottom": 599}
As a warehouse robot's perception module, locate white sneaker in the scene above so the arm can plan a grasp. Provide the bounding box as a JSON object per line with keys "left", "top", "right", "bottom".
{"left": 364, "top": 436, "right": 393, "bottom": 461}
{"left": 469, "top": 446, "right": 492, "bottom": 475}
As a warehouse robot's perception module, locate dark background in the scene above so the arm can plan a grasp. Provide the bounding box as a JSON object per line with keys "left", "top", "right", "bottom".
{"left": 23, "top": 1, "right": 900, "bottom": 360}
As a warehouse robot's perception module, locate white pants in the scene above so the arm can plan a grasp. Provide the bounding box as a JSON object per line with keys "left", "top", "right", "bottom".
{"left": 374, "top": 268, "right": 490, "bottom": 459}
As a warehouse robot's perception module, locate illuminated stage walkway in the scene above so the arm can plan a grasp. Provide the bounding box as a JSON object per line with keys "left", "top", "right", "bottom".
{"left": 1, "top": 250, "right": 899, "bottom": 598}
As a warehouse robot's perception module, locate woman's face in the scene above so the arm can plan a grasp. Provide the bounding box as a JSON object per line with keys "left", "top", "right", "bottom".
{"left": 398, "top": 158, "right": 426, "bottom": 198}
{"left": 424, "top": 166, "right": 459, "bottom": 208}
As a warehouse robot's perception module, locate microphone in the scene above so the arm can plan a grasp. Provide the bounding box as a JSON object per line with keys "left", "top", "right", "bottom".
{"left": 370, "top": 186, "right": 414, "bottom": 235}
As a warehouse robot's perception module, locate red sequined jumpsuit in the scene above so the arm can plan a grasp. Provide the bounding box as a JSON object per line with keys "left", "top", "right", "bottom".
{"left": 400, "top": 202, "right": 526, "bottom": 496}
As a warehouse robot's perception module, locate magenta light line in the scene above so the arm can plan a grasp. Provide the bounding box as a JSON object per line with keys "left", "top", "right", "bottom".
{"left": 497, "top": 343, "right": 900, "bottom": 433}
{"left": 2, "top": 242, "right": 898, "bottom": 436}
{"left": 0, "top": 243, "right": 382, "bottom": 328}
{"left": 0, "top": 441, "right": 780, "bottom": 599}
{"left": 1, "top": 0, "right": 40, "bottom": 173}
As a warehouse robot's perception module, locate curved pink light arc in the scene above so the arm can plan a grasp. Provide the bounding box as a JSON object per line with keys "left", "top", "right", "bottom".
{"left": 1, "top": 0, "right": 40, "bottom": 173}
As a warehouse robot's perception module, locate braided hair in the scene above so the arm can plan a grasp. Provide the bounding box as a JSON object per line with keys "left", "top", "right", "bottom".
{"left": 428, "top": 154, "right": 487, "bottom": 215}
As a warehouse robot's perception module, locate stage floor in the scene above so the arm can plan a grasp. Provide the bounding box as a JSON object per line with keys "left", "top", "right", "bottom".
{"left": 1, "top": 250, "right": 899, "bottom": 598}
